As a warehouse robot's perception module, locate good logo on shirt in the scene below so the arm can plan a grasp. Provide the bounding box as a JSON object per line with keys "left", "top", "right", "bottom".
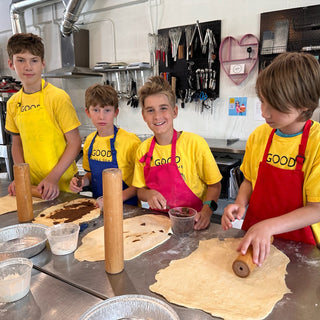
{"left": 20, "top": 104, "right": 40, "bottom": 112}
{"left": 266, "top": 153, "right": 300, "bottom": 167}
{"left": 91, "top": 148, "right": 113, "bottom": 159}
{"left": 154, "top": 156, "right": 183, "bottom": 168}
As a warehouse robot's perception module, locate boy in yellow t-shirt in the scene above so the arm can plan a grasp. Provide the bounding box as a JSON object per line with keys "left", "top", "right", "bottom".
{"left": 5, "top": 33, "right": 81, "bottom": 200}
{"left": 132, "top": 76, "right": 222, "bottom": 230}
{"left": 70, "top": 84, "right": 140, "bottom": 205}
{"left": 222, "top": 52, "right": 320, "bottom": 266}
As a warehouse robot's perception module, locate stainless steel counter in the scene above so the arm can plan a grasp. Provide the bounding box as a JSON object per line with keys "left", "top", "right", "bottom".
{"left": 1, "top": 194, "right": 320, "bottom": 319}
{"left": 0, "top": 267, "right": 103, "bottom": 319}
{"left": 205, "top": 138, "right": 246, "bottom": 154}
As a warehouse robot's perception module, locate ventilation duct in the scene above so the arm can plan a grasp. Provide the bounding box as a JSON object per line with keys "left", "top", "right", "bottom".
{"left": 10, "top": 0, "right": 61, "bottom": 34}
{"left": 43, "top": 29, "right": 101, "bottom": 78}
{"left": 9, "top": 0, "right": 102, "bottom": 78}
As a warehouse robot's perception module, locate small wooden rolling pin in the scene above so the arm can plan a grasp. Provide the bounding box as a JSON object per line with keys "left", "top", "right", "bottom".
{"left": 13, "top": 163, "right": 34, "bottom": 222}
{"left": 232, "top": 236, "right": 274, "bottom": 278}
{"left": 103, "top": 168, "right": 124, "bottom": 274}
{"left": 31, "top": 185, "right": 42, "bottom": 198}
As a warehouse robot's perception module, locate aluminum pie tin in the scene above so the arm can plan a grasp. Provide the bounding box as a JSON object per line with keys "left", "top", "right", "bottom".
{"left": 0, "top": 223, "right": 48, "bottom": 261}
{"left": 80, "top": 294, "right": 180, "bottom": 320}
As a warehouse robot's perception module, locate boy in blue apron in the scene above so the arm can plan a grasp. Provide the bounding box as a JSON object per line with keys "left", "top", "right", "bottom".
{"left": 5, "top": 33, "right": 81, "bottom": 200}
{"left": 222, "top": 52, "right": 320, "bottom": 266}
{"left": 132, "top": 76, "right": 222, "bottom": 230}
{"left": 69, "top": 84, "right": 140, "bottom": 205}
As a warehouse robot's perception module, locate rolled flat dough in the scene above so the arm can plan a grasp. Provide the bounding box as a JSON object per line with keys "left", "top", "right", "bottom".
{"left": 150, "top": 238, "right": 291, "bottom": 320}
{"left": 0, "top": 194, "right": 43, "bottom": 215}
{"left": 75, "top": 214, "right": 171, "bottom": 261}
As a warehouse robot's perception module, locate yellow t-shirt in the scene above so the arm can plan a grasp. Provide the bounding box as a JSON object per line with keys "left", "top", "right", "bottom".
{"left": 132, "top": 131, "right": 222, "bottom": 201}
{"left": 241, "top": 122, "right": 320, "bottom": 204}
{"left": 5, "top": 82, "right": 81, "bottom": 191}
{"left": 83, "top": 128, "right": 141, "bottom": 187}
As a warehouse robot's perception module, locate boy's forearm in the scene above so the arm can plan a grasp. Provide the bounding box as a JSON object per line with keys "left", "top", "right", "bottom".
{"left": 123, "top": 186, "right": 137, "bottom": 202}
{"left": 46, "top": 129, "right": 81, "bottom": 183}
{"left": 11, "top": 135, "right": 24, "bottom": 164}
{"left": 137, "top": 187, "right": 149, "bottom": 202}
{"left": 234, "top": 178, "right": 252, "bottom": 207}
{"left": 203, "top": 182, "right": 221, "bottom": 203}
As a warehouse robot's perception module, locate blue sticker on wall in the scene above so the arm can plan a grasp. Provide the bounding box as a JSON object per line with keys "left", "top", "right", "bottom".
{"left": 229, "top": 97, "right": 247, "bottom": 116}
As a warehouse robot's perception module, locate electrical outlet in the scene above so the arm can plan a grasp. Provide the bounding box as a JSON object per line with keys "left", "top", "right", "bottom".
{"left": 149, "top": 0, "right": 161, "bottom": 6}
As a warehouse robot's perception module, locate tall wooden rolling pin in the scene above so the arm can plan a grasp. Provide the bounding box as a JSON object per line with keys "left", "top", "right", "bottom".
{"left": 232, "top": 236, "right": 274, "bottom": 278}
{"left": 103, "top": 168, "right": 124, "bottom": 274}
{"left": 13, "top": 163, "right": 34, "bottom": 222}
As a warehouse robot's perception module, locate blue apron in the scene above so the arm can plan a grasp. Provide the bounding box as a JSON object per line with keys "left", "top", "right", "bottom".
{"left": 88, "top": 125, "right": 138, "bottom": 205}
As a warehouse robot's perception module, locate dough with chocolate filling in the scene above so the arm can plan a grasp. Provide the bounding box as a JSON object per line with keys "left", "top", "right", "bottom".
{"left": 75, "top": 214, "right": 171, "bottom": 261}
{"left": 33, "top": 198, "right": 100, "bottom": 226}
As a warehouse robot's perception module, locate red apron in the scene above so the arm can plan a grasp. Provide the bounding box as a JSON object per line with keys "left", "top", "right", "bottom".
{"left": 141, "top": 130, "right": 203, "bottom": 212}
{"left": 242, "top": 120, "right": 316, "bottom": 245}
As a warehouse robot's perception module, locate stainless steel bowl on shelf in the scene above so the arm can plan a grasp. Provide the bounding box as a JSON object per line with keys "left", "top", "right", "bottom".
{"left": 0, "top": 223, "right": 48, "bottom": 260}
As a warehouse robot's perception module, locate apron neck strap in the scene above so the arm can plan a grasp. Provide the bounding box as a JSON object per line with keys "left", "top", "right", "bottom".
{"left": 145, "top": 130, "right": 177, "bottom": 167}
{"left": 296, "top": 119, "right": 312, "bottom": 171}
{"left": 262, "top": 120, "right": 312, "bottom": 171}
{"left": 18, "top": 79, "right": 45, "bottom": 106}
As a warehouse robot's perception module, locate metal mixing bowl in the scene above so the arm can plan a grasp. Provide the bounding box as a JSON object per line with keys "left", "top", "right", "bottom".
{"left": 80, "top": 294, "right": 180, "bottom": 320}
{"left": 0, "top": 223, "right": 48, "bottom": 261}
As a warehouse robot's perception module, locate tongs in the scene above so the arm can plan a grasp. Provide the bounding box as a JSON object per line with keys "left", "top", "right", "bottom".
{"left": 187, "top": 20, "right": 206, "bottom": 56}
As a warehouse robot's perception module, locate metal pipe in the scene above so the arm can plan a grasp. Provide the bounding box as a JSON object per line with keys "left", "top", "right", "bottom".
{"left": 60, "top": 0, "right": 87, "bottom": 37}
{"left": 9, "top": 0, "right": 60, "bottom": 34}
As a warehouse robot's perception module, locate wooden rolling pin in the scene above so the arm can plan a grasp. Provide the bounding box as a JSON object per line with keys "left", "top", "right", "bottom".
{"left": 31, "top": 185, "right": 42, "bottom": 198}
{"left": 232, "top": 236, "right": 274, "bottom": 278}
{"left": 103, "top": 168, "right": 124, "bottom": 274}
{"left": 13, "top": 163, "right": 34, "bottom": 222}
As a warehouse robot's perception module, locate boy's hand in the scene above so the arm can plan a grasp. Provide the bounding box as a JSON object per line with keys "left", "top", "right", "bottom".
{"left": 70, "top": 176, "right": 83, "bottom": 193}
{"left": 194, "top": 209, "right": 211, "bottom": 230}
{"left": 237, "top": 221, "right": 273, "bottom": 267}
{"left": 221, "top": 203, "right": 246, "bottom": 230}
{"left": 146, "top": 189, "right": 167, "bottom": 210}
{"left": 37, "top": 178, "right": 59, "bottom": 200}
{"left": 8, "top": 181, "right": 16, "bottom": 196}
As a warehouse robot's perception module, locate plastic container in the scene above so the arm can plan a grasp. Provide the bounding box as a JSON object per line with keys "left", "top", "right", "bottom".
{"left": 0, "top": 257, "right": 33, "bottom": 303}
{"left": 168, "top": 207, "right": 197, "bottom": 236}
{"left": 46, "top": 223, "right": 80, "bottom": 255}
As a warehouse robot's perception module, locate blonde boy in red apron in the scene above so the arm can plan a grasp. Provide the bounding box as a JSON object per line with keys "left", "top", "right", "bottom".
{"left": 222, "top": 52, "right": 320, "bottom": 266}
{"left": 133, "top": 76, "right": 222, "bottom": 231}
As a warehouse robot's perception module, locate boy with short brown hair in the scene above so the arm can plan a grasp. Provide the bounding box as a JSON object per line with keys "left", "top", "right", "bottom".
{"left": 222, "top": 52, "right": 320, "bottom": 266}
{"left": 6, "top": 32, "right": 81, "bottom": 200}
{"left": 70, "top": 84, "right": 140, "bottom": 205}
{"left": 133, "top": 76, "right": 222, "bottom": 230}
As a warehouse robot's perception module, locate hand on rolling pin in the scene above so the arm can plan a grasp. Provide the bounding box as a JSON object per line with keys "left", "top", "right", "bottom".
{"left": 237, "top": 220, "right": 273, "bottom": 267}
{"left": 37, "top": 177, "right": 59, "bottom": 200}
{"left": 221, "top": 203, "right": 246, "bottom": 230}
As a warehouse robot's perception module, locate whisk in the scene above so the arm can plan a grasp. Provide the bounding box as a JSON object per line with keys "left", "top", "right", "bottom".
{"left": 148, "top": 33, "right": 156, "bottom": 67}
{"left": 185, "top": 26, "right": 193, "bottom": 60}
{"left": 169, "top": 28, "right": 182, "bottom": 62}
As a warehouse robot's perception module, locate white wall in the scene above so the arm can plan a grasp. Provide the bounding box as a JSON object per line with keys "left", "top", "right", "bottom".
{"left": 0, "top": 0, "right": 319, "bottom": 139}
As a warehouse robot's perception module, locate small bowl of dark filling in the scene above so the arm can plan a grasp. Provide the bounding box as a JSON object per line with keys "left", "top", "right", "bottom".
{"left": 168, "top": 207, "right": 197, "bottom": 236}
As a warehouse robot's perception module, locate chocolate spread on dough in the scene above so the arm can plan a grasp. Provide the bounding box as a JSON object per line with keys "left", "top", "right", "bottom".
{"left": 49, "top": 200, "right": 96, "bottom": 223}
